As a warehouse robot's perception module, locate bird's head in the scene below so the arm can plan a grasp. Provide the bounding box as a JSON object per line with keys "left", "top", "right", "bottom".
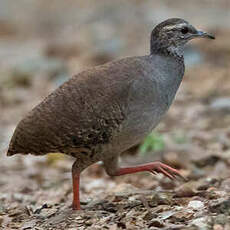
{"left": 150, "top": 18, "right": 215, "bottom": 57}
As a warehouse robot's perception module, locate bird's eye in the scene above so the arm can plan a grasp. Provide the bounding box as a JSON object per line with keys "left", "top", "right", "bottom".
{"left": 181, "top": 27, "right": 189, "bottom": 34}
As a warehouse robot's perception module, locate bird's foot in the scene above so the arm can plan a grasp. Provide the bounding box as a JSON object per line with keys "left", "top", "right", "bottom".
{"left": 147, "top": 161, "right": 186, "bottom": 181}
{"left": 113, "top": 161, "right": 186, "bottom": 181}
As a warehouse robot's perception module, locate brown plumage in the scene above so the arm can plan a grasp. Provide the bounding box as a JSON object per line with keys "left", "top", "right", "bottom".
{"left": 7, "top": 18, "right": 214, "bottom": 210}
{"left": 8, "top": 60, "right": 129, "bottom": 159}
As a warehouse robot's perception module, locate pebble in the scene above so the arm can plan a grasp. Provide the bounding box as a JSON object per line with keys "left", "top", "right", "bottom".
{"left": 148, "top": 219, "right": 164, "bottom": 228}
{"left": 175, "top": 183, "right": 197, "bottom": 197}
{"left": 191, "top": 217, "right": 210, "bottom": 229}
{"left": 209, "top": 198, "right": 230, "bottom": 215}
{"left": 188, "top": 200, "right": 204, "bottom": 210}
{"left": 143, "top": 211, "right": 157, "bottom": 221}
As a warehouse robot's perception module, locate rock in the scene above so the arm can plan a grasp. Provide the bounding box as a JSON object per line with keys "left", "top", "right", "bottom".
{"left": 126, "top": 209, "right": 139, "bottom": 219}
{"left": 191, "top": 217, "right": 211, "bottom": 230}
{"left": 117, "top": 221, "right": 126, "bottom": 229}
{"left": 142, "top": 211, "right": 157, "bottom": 221}
{"left": 13, "top": 193, "right": 24, "bottom": 202}
{"left": 21, "top": 220, "right": 36, "bottom": 230}
{"left": 209, "top": 198, "right": 230, "bottom": 215}
{"left": 148, "top": 219, "right": 164, "bottom": 228}
{"left": 159, "top": 210, "right": 175, "bottom": 220}
{"left": 206, "top": 187, "right": 222, "bottom": 200}
{"left": 175, "top": 183, "right": 197, "bottom": 198}
{"left": 188, "top": 200, "right": 204, "bottom": 210}
{"left": 128, "top": 196, "right": 137, "bottom": 202}
{"left": 148, "top": 192, "right": 173, "bottom": 207}
{"left": 197, "top": 178, "right": 219, "bottom": 191}
{"left": 101, "top": 202, "right": 118, "bottom": 213}
{"left": 170, "top": 211, "right": 194, "bottom": 222}
{"left": 151, "top": 205, "right": 171, "bottom": 214}
{"left": 34, "top": 203, "right": 49, "bottom": 214}
{"left": 39, "top": 208, "right": 58, "bottom": 219}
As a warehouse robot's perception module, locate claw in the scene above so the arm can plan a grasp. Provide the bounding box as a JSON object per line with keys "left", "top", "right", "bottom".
{"left": 150, "top": 162, "right": 187, "bottom": 181}
{"left": 161, "top": 164, "right": 187, "bottom": 181}
{"left": 158, "top": 167, "right": 175, "bottom": 180}
{"left": 149, "top": 170, "right": 158, "bottom": 175}
{"left": 163, "top": 165, "right": 184, "bottom": 178}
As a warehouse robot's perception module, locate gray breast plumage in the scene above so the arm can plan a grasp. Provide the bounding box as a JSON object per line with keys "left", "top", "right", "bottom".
{"left": 104, "top": 55, "right": 184, "bottom": 154}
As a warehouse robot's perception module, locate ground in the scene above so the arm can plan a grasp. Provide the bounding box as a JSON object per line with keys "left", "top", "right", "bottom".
{"left": 0, "top": 1, "right": 230, "bottom": 229}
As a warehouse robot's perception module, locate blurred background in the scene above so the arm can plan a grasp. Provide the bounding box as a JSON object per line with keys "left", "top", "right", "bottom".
{"left": 0, "top": 0, "right": 230, "bottom": 229}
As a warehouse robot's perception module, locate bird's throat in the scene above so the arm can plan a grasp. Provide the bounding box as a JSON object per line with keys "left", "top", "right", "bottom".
{"left": 166, "top": 45, "right": 184, "bottom": 58}
{"left": 150, "top": 39, "right": 184, "bottom": 59}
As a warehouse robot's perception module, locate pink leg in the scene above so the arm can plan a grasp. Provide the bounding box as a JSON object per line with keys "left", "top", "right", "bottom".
{"left": 72, "top": 172, "right": 81, "bottom": 210}
{"left": 114, "top": 161, "right": 185, "bottom": 180}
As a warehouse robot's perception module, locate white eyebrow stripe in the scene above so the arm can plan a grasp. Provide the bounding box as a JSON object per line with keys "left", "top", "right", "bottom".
{"left": 163, "top": 23, "right": 188, "bottom": 31}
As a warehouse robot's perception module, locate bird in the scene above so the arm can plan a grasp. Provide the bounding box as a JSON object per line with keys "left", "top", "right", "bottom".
{"left": 7, "top": 18, "right": 215, "bottom": 210}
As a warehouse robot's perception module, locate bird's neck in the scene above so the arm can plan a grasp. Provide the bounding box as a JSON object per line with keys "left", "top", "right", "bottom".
{"left": 166, "top": 45, "right": 184, "bottom": 58}
{"left": 150, "top": 39, "right": 184, "bottom": 60}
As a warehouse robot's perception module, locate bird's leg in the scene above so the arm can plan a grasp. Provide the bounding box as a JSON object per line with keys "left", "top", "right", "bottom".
{"left": 72, "top": 162, "right": 81, "bottom": 210}
{"left": 104, "top": 157, "right": 185, "bottom": 180}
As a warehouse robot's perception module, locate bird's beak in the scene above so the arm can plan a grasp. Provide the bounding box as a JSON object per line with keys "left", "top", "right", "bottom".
{"left": 195, "top": 30, "right": 215, "bottom": 39}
